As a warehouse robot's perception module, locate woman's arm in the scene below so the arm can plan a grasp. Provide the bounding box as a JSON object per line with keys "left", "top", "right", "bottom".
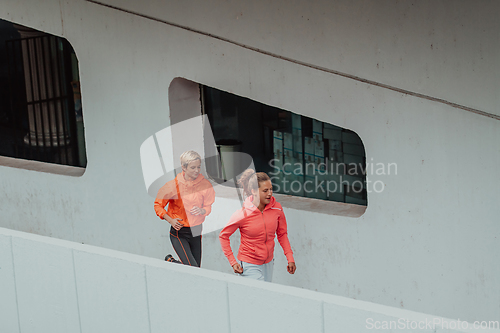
{"left": 201, "top": 185, "right": 216, "bottom": 216}
{"left": 276, "top": 210, "right": 296, "bottom": 270}
{"left": 154, "top": 182, "right": 176, "bottom": 219}
{"left": 154, "top": 182, "right": 183, "bottom": 230}
{"left": 153, "top": 196, "right": 169, "bottom": 219}
{"left": 219, "top": 215, "right": 242, "bottom": 267}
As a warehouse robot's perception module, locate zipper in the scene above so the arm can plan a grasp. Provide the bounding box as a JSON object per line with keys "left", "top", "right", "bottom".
{"left": 262, "top": 211, "right": 269, "bottom": 264}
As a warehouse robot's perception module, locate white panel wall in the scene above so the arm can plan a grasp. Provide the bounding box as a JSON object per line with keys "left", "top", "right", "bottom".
{"left": 0, "top": 0, "right": 499, "bottom": 324}
{"left": 74, "top": 251, "right": 151, "bottom": 333}
{"left": 12, "top": 238, "right": 80, "bottom": 333}
{"left": 3, "top": 227, "right": 498, "bottom": 333}
{"left": 146, "top": 265, "right": 230, "bottom": 333}
{"left": 0, "top": 234, "right": 20, "bottom": 333}
{"left": 227, "top": 281, "right": 324, "bottom": 332}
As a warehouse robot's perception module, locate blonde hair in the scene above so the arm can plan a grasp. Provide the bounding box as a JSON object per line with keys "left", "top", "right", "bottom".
{"left": 180, "top": 150, "right": 201, "bottom": 168}
{"left": 238, "top": 169, "right": 270, "bottom": 197}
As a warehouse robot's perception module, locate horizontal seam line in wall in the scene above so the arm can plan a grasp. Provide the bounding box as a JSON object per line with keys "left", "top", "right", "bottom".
{"left": 86, "top": 0, "right": 500, "bottom": 121}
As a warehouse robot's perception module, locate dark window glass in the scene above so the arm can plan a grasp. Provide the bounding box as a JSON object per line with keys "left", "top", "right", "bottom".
{"left": 202, "top": 85, "right": 367, "bottom": 206}
{"left": 0, "top": 19, "right": 86, "bottom": 168}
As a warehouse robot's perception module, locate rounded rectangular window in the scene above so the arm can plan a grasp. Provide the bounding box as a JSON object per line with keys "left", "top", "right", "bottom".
{"left": 0, "top": 19, "right": 86, "bottom": 173}
{"left": 201, "top": 86, "right": 367, "bottom": 206}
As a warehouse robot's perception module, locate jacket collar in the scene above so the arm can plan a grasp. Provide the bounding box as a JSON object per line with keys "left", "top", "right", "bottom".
{"left": 176, "top": 172, "right": 205, "bottom": 185}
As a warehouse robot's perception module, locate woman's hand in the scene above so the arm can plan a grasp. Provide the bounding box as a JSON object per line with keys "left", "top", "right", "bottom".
{"left": 232, "top": 263, "right": 243, "bottom": 274}
{"left": 287, "top": 262, "right": 296, "bottom": 274}
{"left": 163, "top": 214, "right": 183, "bottom": 230}
{"left": 190, "top": 206, "right": 206, "bottom": 216}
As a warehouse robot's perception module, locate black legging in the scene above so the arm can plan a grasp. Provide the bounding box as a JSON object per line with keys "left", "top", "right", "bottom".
{"left": 169, "top": 225, "right": 202, "bottom": 267}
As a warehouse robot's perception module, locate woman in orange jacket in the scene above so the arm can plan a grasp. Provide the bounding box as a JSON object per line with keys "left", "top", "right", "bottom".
{"left": 154, "top": 151, "right": 215, "bottom": 267}
{"left": 219, "top": 169, "right": 296, "bottom": 281}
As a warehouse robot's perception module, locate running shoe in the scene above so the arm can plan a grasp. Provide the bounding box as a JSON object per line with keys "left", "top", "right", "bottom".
{"left": 164, "top": 254, "right": 180, "bottom": 263}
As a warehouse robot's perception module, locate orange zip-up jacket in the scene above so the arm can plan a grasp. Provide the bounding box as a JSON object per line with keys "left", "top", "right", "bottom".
{"left": 219, "top": 196, "right": 294, "bottom": 267}
{"left": 154, "top": 173, "right": 215, "bottom": 227}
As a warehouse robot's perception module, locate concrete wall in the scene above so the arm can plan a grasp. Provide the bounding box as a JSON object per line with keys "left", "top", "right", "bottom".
{"left": 0, "top": 0, "right": 499, "bottom": 324}
{"left": 92, "top": 0, "right": 500, "bottom": 117}
{"left": 2, "top": 227, "right": 497, "bottom": 333}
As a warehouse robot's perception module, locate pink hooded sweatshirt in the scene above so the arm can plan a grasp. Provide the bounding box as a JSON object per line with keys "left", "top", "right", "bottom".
{"left": 219, "top": 196, "right": 294, "bottom": 267}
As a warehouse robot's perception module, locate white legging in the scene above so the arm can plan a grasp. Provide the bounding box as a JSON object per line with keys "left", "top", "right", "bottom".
{"left": 238, "top": 259, "right": 274, "bottom": 282}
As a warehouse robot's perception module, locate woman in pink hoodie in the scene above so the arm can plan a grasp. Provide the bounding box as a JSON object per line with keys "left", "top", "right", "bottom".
{"left": 219, "top": 169, "right": 296, "bottom": 282}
